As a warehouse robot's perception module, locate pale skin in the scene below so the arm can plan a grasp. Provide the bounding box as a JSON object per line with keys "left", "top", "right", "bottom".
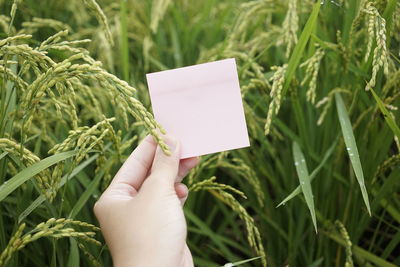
{"left": 94, "top": 135, "right": 199, "bottom": 267}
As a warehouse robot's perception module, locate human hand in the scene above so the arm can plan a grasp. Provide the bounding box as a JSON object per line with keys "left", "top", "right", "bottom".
{"left": 94, "top": 135, "right": 199, "bottom": 267}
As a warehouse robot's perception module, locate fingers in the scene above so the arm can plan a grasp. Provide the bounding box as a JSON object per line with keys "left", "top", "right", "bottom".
{"left": 149, "top": 136, "right": 180, "bottom": 185}
{"left": 175, "top": 183, "right": 189, "bottom": 206}
{"left": 176, "top": 157, "right": 200, "bottom": 183}
{"left": 108, "top": 135, "right": 157, "bottom": 193}
{"left": 175, "top": 157, "right": 198, "bottom": 206}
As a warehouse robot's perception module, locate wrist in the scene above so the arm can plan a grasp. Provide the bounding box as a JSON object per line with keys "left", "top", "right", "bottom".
{"left": 112, "top": 248, "right": 166, "bottom": 267}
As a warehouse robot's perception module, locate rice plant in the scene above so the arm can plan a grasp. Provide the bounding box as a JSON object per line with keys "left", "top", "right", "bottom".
{"left": 0, "top": 0, "right": 399, "bottom": 266}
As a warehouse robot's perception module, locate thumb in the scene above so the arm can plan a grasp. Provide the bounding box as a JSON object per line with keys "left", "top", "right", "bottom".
{"left": 149, "top": 136, "right": 180, "bottom": 185}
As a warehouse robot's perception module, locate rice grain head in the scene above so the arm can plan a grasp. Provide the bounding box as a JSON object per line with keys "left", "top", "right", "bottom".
{"left": 265, "top": 64, "right": 287, "bottom": 135}
{"left": 0, "top": 138, "right": 53, "bottom": 200}
{"left": 364, "top": 2, "right": 389, "bottom": 91}
{"left": 282, "top": 0, "right": 299, "bottom": 58}
{"left": 82, "top": 0, "right": 114, "bottom": 46}
{"left": 211, "top": 190, "right": 266, "bottom": 267}
{"left": 300, "top": 47, "right": 325, "bottom": 104}
{"left": 0, "top": 218, "right": 100, "bottom": 267}
{"left": 335, "top": 220, "right": 354, "bottom": 267}
{"left": 150, "top": 0, "right": 172, "bottom": 33}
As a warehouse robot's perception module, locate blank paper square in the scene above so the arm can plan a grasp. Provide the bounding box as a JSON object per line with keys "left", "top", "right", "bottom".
{"left": 146, "top": 58, "right": 250, "bottom": 159}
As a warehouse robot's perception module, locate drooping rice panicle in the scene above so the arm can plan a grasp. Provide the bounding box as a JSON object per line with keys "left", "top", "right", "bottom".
{"left": 364, "top": 2, "right": 389, "bottom": 91}
{"left": 0, "top": 138, "right": 53, "bottom": 199}
{"left": 372, "top": 153, "right": 400, "bottom": 183}
{"left": 316, "top": 88, "right": 351, "bottom": 125}
{"left": 0, "top": 65, "right": 28, "bottom": 91}
{"left": 190, "top": 175, "right": 266, "bottom": 266}
{"left": 0, "top": 34, "right": 31, "bottom": 46}
{"left": 364, "top": 2, "right": 376, "bottom": 63}
{"left": 0, "top": 15, "right": 10, "bottom": 33}
{"left": 209, "top": 158, "right": 265, "bottom": 206}
{"left": 150, "top": 0, "right": 172, "bottom": 33}
{"left": 190, "top": 176, "right": 247, "bottom": 199}
{"left": 335, "top": 221, "right": 354, "bottom": 267}
{"left": 211, "top": 189, "right": 266, "bottom": 267}
{"left": 282, "top": 0, "right": 299, "bottom": 57}
{"left": 187, "top": 154, "right": 222, "bottom": 185}
{"left": 20, "top": 17, "right": 72, "bottom": 34}
{"left": 0, "top": 218, "right": 100, "bottom": 267}
{"left": 0, "top": 223, "right": 26, "bottom": 267}
{"left": 228, "top": 0, "right": 274, "bottom": 45}
{"left": 82, "top": 0, "right": 114, "bottom": 46}
{"left": 49, "top": 118, "right": 115, "bottom": 154}
{"left": 300, "top": 47, "right": 325, "bottom": 104}
{"left": 7, "top": 45, "right": 168, "bottom": 152}
{"left": 8, "top": 0, "right": 21, "bottom": 34}
{"left": 265, "top": 64, "right": 287, "bottom": 135}
{"left": 78, "top": 243, "right": 102, "bottom": 267}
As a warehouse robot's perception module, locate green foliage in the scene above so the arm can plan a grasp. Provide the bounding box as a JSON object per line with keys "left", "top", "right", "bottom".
{"left": 335, "top": 93, "right": 371, "bottom": 215}
{"left": 0, "top": 0, "right": 400, "bottom": 266}
{"left": 292, "top": 141, "right": 317, "bottom": 232}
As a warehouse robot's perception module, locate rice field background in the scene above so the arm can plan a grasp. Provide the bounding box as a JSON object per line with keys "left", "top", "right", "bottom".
{"left": 0, "top": 0, "right": 399, "bottom": 266}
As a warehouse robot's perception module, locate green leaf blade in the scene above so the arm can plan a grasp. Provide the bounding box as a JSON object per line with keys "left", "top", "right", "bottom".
{"left": 0, "top": 151, "right": 78, "bottom": 202}
{"left": 277, "top": 138, "right": 337, "bottom": 207}
{"left": 17, "top": 154, "right": 98, "bottom": 223}
{"left": 292, "top": 141, "right": 317, "bottom": 232}
{"left": 370, "top": 89, "right": 400, "bottom": 140}
{"left": 282, "top": 2, "right": 321, "bottom": 96}
{"left": 335, "top": 93, "right": 371, "bottom": 215}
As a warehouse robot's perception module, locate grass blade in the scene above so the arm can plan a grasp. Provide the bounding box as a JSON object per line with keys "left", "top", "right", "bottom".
{"left": 282, "top": 2, "right": 321, "bottom": 96}
{"left": 370, "top": 89, "right": 400, "bottom": 140}
{"left": 292, "top": 141, "right": 317, "bottom": 232}
{"left": 68, "top": 155, "right": 115, "bottom": 218}
{"left": 68, "top": 169, "right": 104, "bottom": 218}
{"left": 0, "top": 151, "right": 78, "bottom": 202}
{"left": 0, "top": 152, "right": 8, "bottom": 161}
{"left": 66, "top": 238, "right": 80, "bottom": 267}
{"left": 277, "top": 138, "right": 337, "bottom": 207}
{"left": 185, "top": 209, "right": 237, "bottom": 261}
{"left": 222, "top": 256, "right": 263, "bottom": 266}
{"left": 18, "top": 154, "right": 98, "bottom": 223}
{"left": 335, "top": 93, "right": 371, "bottom": 215}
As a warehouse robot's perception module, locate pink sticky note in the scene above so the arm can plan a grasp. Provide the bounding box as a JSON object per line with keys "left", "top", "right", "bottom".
{"left": 146, "top": 58, "right": 250, "bottom": 159}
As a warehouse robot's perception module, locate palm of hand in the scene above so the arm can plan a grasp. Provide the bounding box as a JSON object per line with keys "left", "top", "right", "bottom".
{"left": 94, "top": 136, "right": 198, "bottom": 267}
